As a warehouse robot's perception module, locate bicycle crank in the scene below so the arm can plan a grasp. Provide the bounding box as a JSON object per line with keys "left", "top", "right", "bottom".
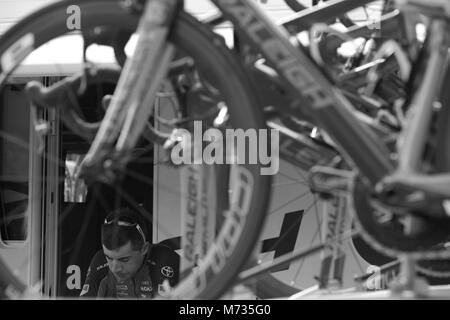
{"left": 352, "top": 176, "right": 450, "bottom": 255}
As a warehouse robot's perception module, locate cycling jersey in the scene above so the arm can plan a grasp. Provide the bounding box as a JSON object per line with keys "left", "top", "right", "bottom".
{"left": 80, "top": 244, "right": 179, "bottom": 298}
{"left": 97, "top": 261, "right": 155, "bottom": 298}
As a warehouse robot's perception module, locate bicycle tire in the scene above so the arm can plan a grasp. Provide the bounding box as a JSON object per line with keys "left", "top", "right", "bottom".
{"left": 435, "top": 60, "right": 450, "bottom": 202}
{"left": 421, "top": 58, "right": 450, "bottom": 282}
{"left": 0, "top": 0, "right": 271, "bottom": 299}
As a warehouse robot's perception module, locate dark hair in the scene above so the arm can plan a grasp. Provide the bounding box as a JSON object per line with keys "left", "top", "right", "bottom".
{"left": 101, "top": 208, "right": 148, "bottom": 251}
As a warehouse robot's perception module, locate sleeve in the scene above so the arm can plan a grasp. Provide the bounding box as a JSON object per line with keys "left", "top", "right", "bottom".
{"left": 80, "top": 250, "right": 109, "bottom": 298}
{"left": 97, "top": 277, "right": 109, "bottom": 298}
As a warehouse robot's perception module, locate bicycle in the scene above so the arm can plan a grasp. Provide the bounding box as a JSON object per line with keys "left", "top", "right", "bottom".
{"left": 230, "top": 0, "right": 450, "bottom": 298}
{"left": 200, "top": 0, "right": 450, "bottom": 298}
{"left": 1, "top": 0, "right": 450, "bottom": 299}
{"left": 232, "top": 0, "right": 450, "bottom": 298}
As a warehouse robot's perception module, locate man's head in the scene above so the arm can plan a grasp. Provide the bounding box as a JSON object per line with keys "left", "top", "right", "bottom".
{"left": 101, "top": 208, "right": 150, "bottom": 282}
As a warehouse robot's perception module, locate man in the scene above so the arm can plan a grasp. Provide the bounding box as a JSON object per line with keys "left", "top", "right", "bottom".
{"left": 80, "top": 208, "right": 179, "bottom": 299}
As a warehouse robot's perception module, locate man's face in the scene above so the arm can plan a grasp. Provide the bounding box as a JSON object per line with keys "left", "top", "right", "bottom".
{"left": 103, "top": 241, "right": 148, "bottom": 282}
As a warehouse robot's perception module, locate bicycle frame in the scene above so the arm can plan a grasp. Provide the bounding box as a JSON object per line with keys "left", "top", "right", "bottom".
{"left": 210, "top": 0, "right": 394, "bottom": 186}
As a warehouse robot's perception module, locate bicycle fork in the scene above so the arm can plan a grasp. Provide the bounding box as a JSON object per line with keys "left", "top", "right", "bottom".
{"left": 78, "top": 0, "right": 180, "bottom": 181}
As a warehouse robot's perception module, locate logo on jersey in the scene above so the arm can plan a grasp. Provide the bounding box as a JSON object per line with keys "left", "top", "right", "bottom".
{"left": 96, "top": 263, "right": 108, "bottom": 271}
{"left": 161, "top": 266, "right": 174, "bottom": 278}
{"left": 140, "top": 285, "right": 153, "bottom": 293}
{"left": 116, "top": 284, "right": 128, "bottom": 291}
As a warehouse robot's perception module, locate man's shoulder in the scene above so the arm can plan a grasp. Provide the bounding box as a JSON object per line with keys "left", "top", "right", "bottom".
{"left": 97, "top": 273, "right": 114, "bottom": 297}
{"left": 146, "top": 243, "right": 180, "bottom": 266}
{"left": 88, "top": 250, "right": 109, "bottom": 276}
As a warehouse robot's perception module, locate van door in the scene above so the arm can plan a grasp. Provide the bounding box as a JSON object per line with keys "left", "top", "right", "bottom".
{"left": 0, "top": 79, "right": 44, "bottom": 294}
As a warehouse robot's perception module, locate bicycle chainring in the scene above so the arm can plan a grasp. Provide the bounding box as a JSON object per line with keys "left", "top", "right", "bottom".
{"left": 352, "top": 176, "right": 450, "bottom": 256}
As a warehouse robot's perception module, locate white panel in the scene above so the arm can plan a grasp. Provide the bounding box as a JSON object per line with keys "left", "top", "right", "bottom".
{"left": 0, "top": 0, "right": 296, "bottom": 35}
{"left": 185, "top": 0, "right": 294, "bottom": 20}
{"left": 0, "top": 0, "right": 57, "bottom": 34}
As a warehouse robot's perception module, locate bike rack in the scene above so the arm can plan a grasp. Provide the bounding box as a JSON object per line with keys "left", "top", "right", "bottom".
{"left": 287, "top": 255, "right": 450, "bottom": 300}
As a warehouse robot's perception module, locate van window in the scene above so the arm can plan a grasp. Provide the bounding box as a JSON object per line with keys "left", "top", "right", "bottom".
{"left": 0, "top": 84, "right": 30, "bottom": 243}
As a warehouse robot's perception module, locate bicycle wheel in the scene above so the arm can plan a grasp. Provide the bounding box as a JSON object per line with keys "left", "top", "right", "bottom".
{"left": 213, "top": 145, "right": 378, "bottom": 299}
{"left": 246, "top": 168, "right": 375, "bottom": 298}
{"left": 0, "top": 0, "right": 271, "bottom": 299}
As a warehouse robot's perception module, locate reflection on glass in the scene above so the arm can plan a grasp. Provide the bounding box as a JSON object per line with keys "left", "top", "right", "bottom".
{"left": 64, "top": 154, "right": 88, "bottom": 203}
